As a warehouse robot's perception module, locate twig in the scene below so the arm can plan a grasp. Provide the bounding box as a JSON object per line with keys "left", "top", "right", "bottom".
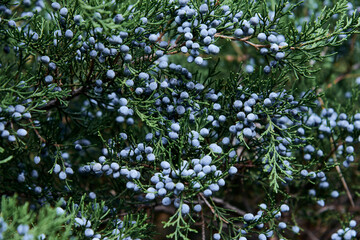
{"left": 157, "top": 19, "right": 173, "bottom": 43}
{"left": 231, "top": 41, "right": 242, "bottom": 56}
{"left": 29, "top": 119, "right": 46, "bottom": 143}
{"left": 86, "top": 59, "right": 95, "bottom": 82}
{"left": 212, "top": 197, "right": 246, "bottom": 216}
{"left": 214, "top": 34, "right": 269, "bottom": 50}
{"left": 325, "top": 63, "right": 360, "bottom": 89}
{"left": 330, "top": 137, "right": 355, "bottom": 208}
{"left": 305, "top": 230, "right": 320, "bottom": 240}
{"left": 322, "top": 141, "right": 342, "bottom": 163}
{"left": 316, "top": 205, "right": 336, "bottom": 214}
{"left": 218, "top": 54, "right": 249, "bottom": 63}
{"left": 317, "top": 61, "right": 355, "bottom": 209}
{"left": 335, "top": 164, "right": 355, "bottom": 208}
{"left": 154, "top": 205, "right": 175, "bottom": 215}
{"left": 38, "top": 86, "right": 84, "bottom": 110}
{"left": 199, "top": 193, "right": 229, "bottom": 224}
{"left": 28, "top": 119, "right": 62, "bottom": 148}
{"left": 198, "top": 195, "right": 206, "bottom": 240}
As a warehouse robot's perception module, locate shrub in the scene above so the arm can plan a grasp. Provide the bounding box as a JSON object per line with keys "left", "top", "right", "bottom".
{"left": 0, "top": 0, "right": 360, "bottom": 239}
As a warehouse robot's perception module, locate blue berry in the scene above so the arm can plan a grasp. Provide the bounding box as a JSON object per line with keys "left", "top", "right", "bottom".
{"left": 59, "top": 171, "right": 67, "bottom": 180}
{"left": 270, "top": 44, "right": 279, "bottom": 52}
{"left": 106, "top": 70, "right": 115, "bottom": 79}
{"left": 146, "top": 192, "right": 155, "bottom": 200}
{"left": 229, "top": 166, "right": 238, "bottom": 175}
{"left": 181, "top": 204, "right": 190, "bottom": 215}
{"left": 258, "top": 233, "right": 266, "bottom": 240}
{"left": 194, "top": 204, "right": 202, "bottom": 212}
{"left": 292, "top": 226, "right": 300, "bottom": 233}
{"left": 89, "top": 192, "right": 96, "bottom": 199}
{"left": 195, "top": 56, "right": 203, "bottom": 65}
{"left": 245, "top": 65, "right": 254, "bottom": 73}
{"left": 349, "top": 220, "right": 357, "bottom": 228}
{"left": 149, "top": 34, "right": 158, "bottom": 42}
{"left": 275, "top": 52, "right": 285, "bottom": 60}
{"left": 17, "top": 224, "right": 29, "bottom": 235}
{"left": 84, "top": 228, "right": 94, "bottom": 237}
{"left": 34, "top": 156, "right": 41, "bottom": 164}
{"left": 59, "top": 7, "right": 68, "bottom": 16}
{"left": 8, "top": 20, "right": 16, "bottom": 28}
{"left": 203, "top": 189, "right": 212, "bottom": 197}
{"left": 243, "top": 128, "right": 252, "bottom": 138}
{"left": 74, "top": 15, "right": 82, "bottom": 23}
{"left": 208, "top": 44, "right": 220, "bottom": 54}
{"left": 114, "top": 14, "right": 124, "bottom": 23}
{"left": 65, "top": 29, "right": 73, "bottom": 38}
{"left": 165, "top": 182, "right": 175, "bottom": 190}
{"left": 213, "top": 233, "right": 221, "bottom": 240}
{"left": 264, "top": 65, "right": 271, "bottom": 74}
{"left": 17, "top": 129, "right": 27, "bottom": 137}
{"left": 175, "top": 182, "right": 184, "bottom": 191}
{"left": 139, "top": 72, "right": 149, "bottom": 80}
{"left": 56, "top": 207, "right": 65, "bottom": 215}
{"left": 45, "top": 75, "right": 53, "bottom": 83}
{"left": 171, "top": 123, "right": 180, "bottom": 132}
{"left": 257, "top": 33, "right": 267, "bottom": 42}
{"left": 278, "top": 222, "right": 287, "bottom": 229}
{"left": 147, "top": 153, "right": 155, "bottom": 161}
{"left": 199, "top": 4, "right": 208, "bottom": 13}
{"left": 51, "top": 2, "right": 61, "bottom": 10}
{"left": 244, "top": 213, "right": 254, "bottom": 222}
{"left": 200, "top": 155, "right": 212, "bottom": 166}
{"left": 162, "top": 197, "right": 171, "bottom": 206}
{"left": 280, "top": 204, "right": 289, "bottom": 212}
{"left": 40, "top": 56, "right": 50, "bottom": 64}
{"left": 331, "top": 190, "right": 339, "bottom": 198}
{"left": 260, "top": 48, "right": 268, "bottom": 55}
{"left": 317, "top": 199, "right": 325, "bottom": 207}
{"left": 200, "top": 128, "right": 209, "bottom": 137}
{"left": 234, "top": 29, "right": 244, "bottom": 38}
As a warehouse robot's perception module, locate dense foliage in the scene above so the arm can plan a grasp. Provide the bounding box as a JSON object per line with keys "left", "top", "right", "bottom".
{"left": 1, "top": 0, "right": 360, "bottom": 239}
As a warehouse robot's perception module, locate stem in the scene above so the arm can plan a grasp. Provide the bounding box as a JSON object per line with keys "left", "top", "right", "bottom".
{"left": 214, "top": 34, "right": 270, "bottom": 50}
{"left": 37, "top": 86, "right": 84, "bottom": 110}
{"left": 199, "top": 193, "right": 229, "bottom": 224}
{"left": 330, "top": 137, "right": 355, "bottom": 208}
{"left": 198, "top": 195, "right": 206, "bottom": 240}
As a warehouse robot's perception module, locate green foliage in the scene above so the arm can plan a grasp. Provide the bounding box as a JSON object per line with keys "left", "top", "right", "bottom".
{"left": 0, "top": 0, "right": 360, "bottom": 239}
{"left": 0, "top": 195, "right": 72, "bottom": 240}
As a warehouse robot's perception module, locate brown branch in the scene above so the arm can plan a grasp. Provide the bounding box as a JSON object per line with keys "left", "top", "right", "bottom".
{"left": 212, "top": 197, "right": 246, "bottom": 216}
{"left": 37, "top": 58, "right": 92, "bottom": 111}
{"left": 28, "top": 119, "right": 62, "bottom": 148}
{"left": 231, "top": 41, "right": 243, "bottom": 56}
{"left": 214, "top": 34, "right": 270, "bottom": 50}
{"left": 305, "top": 230, "right": 320, "bottom": 240}
{"left": 157, "top": 19, "right": 173, "bottom": 43}
{"left": 317, "top": 58, "right": 355, "bottom": 209}
{"left": 154, "top": 205, "right": 175, "bottom": 215}
{"left": 37, "top": 86, "right": 84, "bottom": 110}
{"left": 322, "top": 141, "right": 342, "bottom": 163}
{"left": 330, "top": 138, "right": 355, "bottom": 208}
{"left": 214, "top": 54, "right": 249, "bottom": 63}
{"left": 199, "top": 193, "right": 229, "bottom": 224}
{"left": 29, "top": 119, "right": 46, "bottom": 143}
{"left": 335, "top": 164, "right": 355, "bottom": 208}
{"left": 198, "top": 195, "right": 206, "bottom": 240}
{"left": 316, "top": 205, "right": 336, "bottom": 214}
{"left": 86, "top": 59, "right": 95, "bottom": 82}
{"left": 326, "top": 64, "right": 360, "bottom": 89}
